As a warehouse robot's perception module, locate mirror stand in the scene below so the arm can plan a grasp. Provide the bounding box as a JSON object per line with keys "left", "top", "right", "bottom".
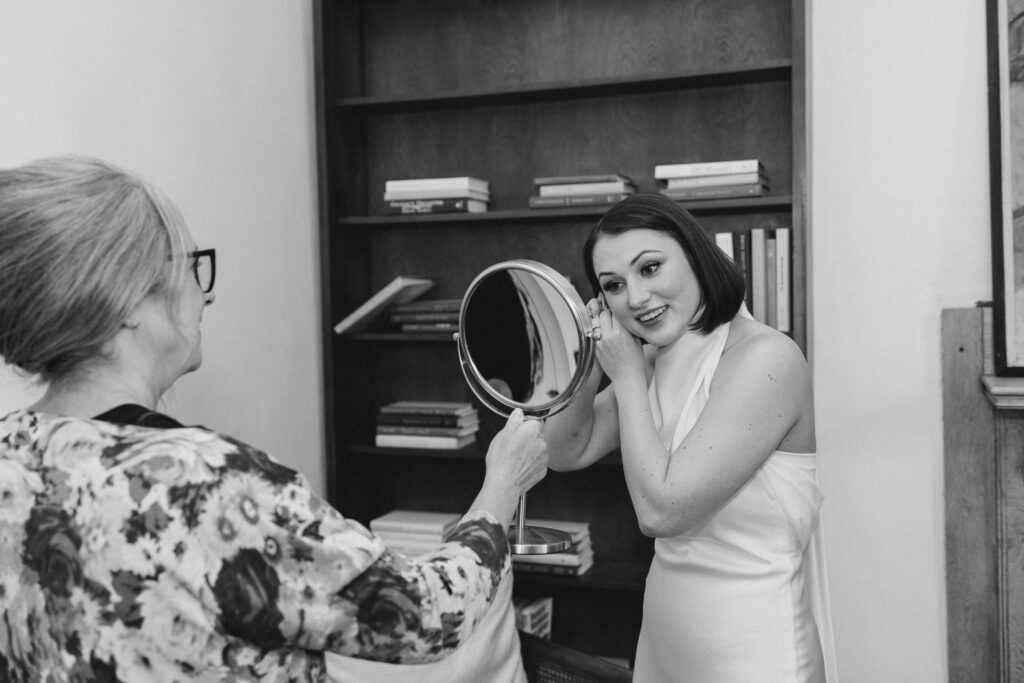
{"left": 508, "top": 493, "right": 572, "bottom": 554}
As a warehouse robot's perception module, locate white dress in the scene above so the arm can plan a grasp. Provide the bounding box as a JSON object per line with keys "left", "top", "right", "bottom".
{"left": 631, "top": 315, "right": 837, "bottom": 683}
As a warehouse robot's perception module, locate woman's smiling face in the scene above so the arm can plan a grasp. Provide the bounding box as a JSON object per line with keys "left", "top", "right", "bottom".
{"left": 591, "top": 228, "right": 703, "bottom": 347}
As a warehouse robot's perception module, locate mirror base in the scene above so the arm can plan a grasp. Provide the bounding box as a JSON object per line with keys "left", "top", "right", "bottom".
{"left": 508, "top": 525, "right": 573, "bottom": 555}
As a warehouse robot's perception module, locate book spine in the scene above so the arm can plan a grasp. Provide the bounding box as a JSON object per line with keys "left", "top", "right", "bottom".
{"left": 714, "top": 232, "right": 734, "bottom": 260}
{"left": 371, "top": 523, "right": 455, "bottom": 536}
{"left": 374, "top": 433, "right": 475, "bottom": 449}
{"left": 377, "top": 414, "right": 475, "bottom": 427}
{"left": 659, "top": 183, "right": 767, "bottom": 200}
{"left": 384, "top": 198, "right": 485, "bottom": 214}
{"left": 765, "top": 234, "right": 778, "bottom": 329}
{"left": 528, "top": 193, "right": 631, "bottom": 208}
{"left": 654, "top": 159, "right": 762, "bottom": 179}
{"left": 376, "top": 424, "right": 476, "bottom": 437}
{"left": 384, "top": 177, "right": 489, "bottom": 193}
{"left": 379, "top": 403, "right": 474, "bottom": 415}
{"left": 383, "top": 188, "right": 490, "bottom": 201}
{"left": 400, "top": 323, "right": 460, "bottom": 333}
{"left": 533, "top": 174, "right": 632, "bottom": 186}
{"left": 750, "top": 228, "right": 768, "bottom": 324}
{"left": 775, "top": 227, "right": 791, "bottom": 333}
{"left": 732, "top": 232, "right": 753, "bottom": 310}
{"left": 513, "top": 562, "right": 592, "bottom": 576}
{"left": 513, "top": 550, "right": 592, "bottom": 567}
{"left": 664, "top": 171, "right": 765, "bottom": 188}
{"left": 537, "top": 181, "right": 635, "bottom": 196}
{"left": 390, "top": 299, "right": 462, "bottom": 314}
{"left": 389, "top": 311, "right": 461, "bottom": 322}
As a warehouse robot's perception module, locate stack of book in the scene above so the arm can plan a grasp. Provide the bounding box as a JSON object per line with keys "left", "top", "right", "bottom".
{"left": 514, "top": 596, "right": 553, "bottom": 639}
{"left": 714, "top": 227, "right": 791, "bottom": 333}
{"left": 375, "top": 400, "right": 480, "bottom": 450}
{"left": 512, "top": 518, "right": 593, "bottom": 577}
{"left": 383, "top": 176, "right": 490, "bottom": 214}
{"left": 528, "top": 174, "right": 635, "bottom": 209}
{"left": 369, "top": 509, "right": 461, "bottom": 557}
{"left": 655, "top": 159, "right": 768, "bottom": 201}
{"left": 388, "top": 298, "right": 462, "bottom": 335}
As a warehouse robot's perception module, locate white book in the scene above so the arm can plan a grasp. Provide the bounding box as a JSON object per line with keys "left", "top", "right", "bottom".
{"left": 374, "top": 432, "right": 476, "bottom": 450}
{"left": 513, "top": 547, "right": 594, "bottom": 567}
{"left": 654, "top": 158, "right": 763, "bottom": 179}
{"left": 664, "top": 171, "right": 765, "bottom": 188}
{"left": 384, "top": 176, "right": 489, "bottom": 194}
{"left": 538, "top": 180, "right": 635, "bottom": 196}
{"left": 765, "top": 236, "right": 778, "bottom": 329}
{"left": 370, "top": 509, "right": 461, "bottom": 535}
{"left": 715, "top": 232, "right": 734, "bottom": 260}
{"left": 750, "top": 228, "right": 768, "bottom": 324}
{"left": 775, "top": 227, "right": 791, "bottom": 332}
{"left": 383, "top": 187, "right": 490, "bottom": 202}
{"left": 333, "top": 275, "right": 435, "bottom": 334}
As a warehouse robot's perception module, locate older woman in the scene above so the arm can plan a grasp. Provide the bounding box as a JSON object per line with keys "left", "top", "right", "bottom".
{"left": 0, "top": 156, "right": 547, "bottom": 682}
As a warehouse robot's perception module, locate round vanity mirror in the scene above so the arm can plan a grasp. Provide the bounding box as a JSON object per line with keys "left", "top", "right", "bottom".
{"left": 456, "top": 260, "right": 597, "bottom": 554}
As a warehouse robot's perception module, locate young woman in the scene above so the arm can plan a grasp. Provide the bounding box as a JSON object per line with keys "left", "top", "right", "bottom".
{"left": 545, "top": 194, "right": 836, "bottom": 682}
{"left": 0, "top": 155, "right": 546, "bottom": 682}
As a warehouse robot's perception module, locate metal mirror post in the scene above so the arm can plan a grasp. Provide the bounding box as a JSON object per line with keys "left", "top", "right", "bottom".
{"left": 455, "top": 260, "right": 597, "bottom": 554}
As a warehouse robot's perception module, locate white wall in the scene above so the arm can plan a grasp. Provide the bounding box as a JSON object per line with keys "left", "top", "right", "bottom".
{"left": 0, "top": 1, "right": 325, "bottom": 493}
{"left": 810, "top": 2, "right": 991, "bottom": 681}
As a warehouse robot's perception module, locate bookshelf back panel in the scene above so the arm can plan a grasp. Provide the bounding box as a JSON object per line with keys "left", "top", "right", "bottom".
{"left": 364, "top": 84, "right": 792, "bottom": 212}
{"left": 357, "top": 0, "right": 791, "bottom": 96}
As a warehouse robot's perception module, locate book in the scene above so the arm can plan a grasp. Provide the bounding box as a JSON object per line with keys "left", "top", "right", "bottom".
{"left": 750, "top": 228, "right": 768, "bottom": 324}
{"left": 374, "top": 432, "right": 476, "bottom": 449}
{"left": 654, "top": 159, "right": 764, "bottom": 179}
{"left": 379, "top": 400, "right": 476, "bottom": 416}
{"left": 389, "top": 298, "right": 462, "bottom": 314}
{"left": 732, "top": 232, "right": 753, "bottom": 310}
{"left": 513, "top": 558, "right": 594, "bottom": 577}
{"left": 376, "top": 530, "right": 450, "bottom": 546}
{"left": 385, "top": 197, "right": 488, "bottom": 214}
{"left": 376, "top": 412, "right": 479, "bottom": 428}
{"left": 376, "top": 423, "right": 479, "bottom": 437}
{"left": 399, "top": 322, "right": 460, "bottom": 333}
{"left": 765, "top": 235, "right": 778, "bottom": 329}
{"left": 383, "top": 187, "right": 490, "bottom": 202}
{"left": 538, "top": 180, "right": 636, "bottom": 196}
{"left": 369, "top": 509, "right": 461, "bottom": 536}
{"left": 384, "top": 176, "right": 489, "bottom": 194}
{"left": 389, "top": 310, "right": 461, "bottom": 323}
{"left": 514, "top": 596, "right": 553, "bottom": 639}
{"left": 658, "top": 183, "right": 768, "bottom": 201}
{"left": 333, "top": 276, "right": 435, "bottom": 335}
{"left": 533, "top": 173, "right": 634, "bottom": 186}
{"left": 528, "top": 193, "right": 631, "bottom": 209}
{"left": 664, "top": 171, "right": 767, "bottom": 189}
{"left": 715, "top": 232, "right": 734, "bottom": 260}
{"left": 514, "top": 542, "right": 592, "bottom": 567}
{"left": 523, "top": 518, "right": 591, "bottom": 544}
{"left": 774, "top": 227, "right": 791, "bottom": 333}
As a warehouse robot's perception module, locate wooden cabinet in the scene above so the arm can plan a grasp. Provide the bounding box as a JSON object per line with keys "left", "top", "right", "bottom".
{"left": 314, "top": 0, "right": 806, "bottom": 662}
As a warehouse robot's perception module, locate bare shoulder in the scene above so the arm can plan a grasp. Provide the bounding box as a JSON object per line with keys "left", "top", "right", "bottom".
{"left": 717, "top": 316, "right": 810, "bottom": 388}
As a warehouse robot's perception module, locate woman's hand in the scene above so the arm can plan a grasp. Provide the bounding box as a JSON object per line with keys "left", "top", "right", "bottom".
{"left": 586, "top": 296, "right": 644, "bottom": 385}
{"left": 484, "top": 408, "right": 548, "bottom": 500}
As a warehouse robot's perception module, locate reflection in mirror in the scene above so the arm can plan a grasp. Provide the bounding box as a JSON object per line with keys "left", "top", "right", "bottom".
{"left": 460, "top": 263, "right": 590, "bottom": 418}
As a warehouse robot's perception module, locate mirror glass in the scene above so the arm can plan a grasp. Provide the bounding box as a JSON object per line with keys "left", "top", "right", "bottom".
{"left": 457, "top": 260, "right": 594, "bottom": 419}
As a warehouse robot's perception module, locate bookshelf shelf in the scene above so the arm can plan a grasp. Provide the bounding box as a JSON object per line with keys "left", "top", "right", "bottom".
{"left": 333, "top": 60, "right": 792, "bottom": 113}
{"left": 337, "top": 196, "right": 795, "bottom": 227}
{"left": 316, "top": 0, "right": 806, "bottom": 663}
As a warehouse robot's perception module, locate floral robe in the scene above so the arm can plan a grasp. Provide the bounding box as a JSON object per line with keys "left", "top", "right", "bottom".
{"left": 0, "top": 410, "right": 509, "bottom": 682}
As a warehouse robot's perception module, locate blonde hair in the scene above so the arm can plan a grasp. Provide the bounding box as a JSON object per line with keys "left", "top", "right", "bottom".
{"left": 0, "top": 155, "right": 192, "bottom": 382}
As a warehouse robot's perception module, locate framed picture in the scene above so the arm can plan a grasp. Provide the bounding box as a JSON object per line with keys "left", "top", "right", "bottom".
{"left": 989, "top": 0, "right": 1024, "bottom": 374}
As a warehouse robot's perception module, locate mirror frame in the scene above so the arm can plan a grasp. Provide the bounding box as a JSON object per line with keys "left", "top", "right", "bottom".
{"left": 456, "top": 260, "right": 596, "bottom": 419}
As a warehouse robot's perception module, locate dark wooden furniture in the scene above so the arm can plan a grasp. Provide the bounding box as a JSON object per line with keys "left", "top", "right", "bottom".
{"left": 314, "top": 0, "right": 806, "bottom": 662}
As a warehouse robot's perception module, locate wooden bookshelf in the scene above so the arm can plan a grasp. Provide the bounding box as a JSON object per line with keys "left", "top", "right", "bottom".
{"left": 314, "top": 0, "right": 806, "bottom": 663}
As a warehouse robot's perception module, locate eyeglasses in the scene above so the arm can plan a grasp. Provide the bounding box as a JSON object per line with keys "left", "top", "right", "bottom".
{"left": 188, "top": 249, "right": 216, "bottom": 294}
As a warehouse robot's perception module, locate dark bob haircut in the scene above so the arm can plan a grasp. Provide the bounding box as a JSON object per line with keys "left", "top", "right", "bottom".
{"left": 583, "top": 193, "right": 747, "bottom": 335}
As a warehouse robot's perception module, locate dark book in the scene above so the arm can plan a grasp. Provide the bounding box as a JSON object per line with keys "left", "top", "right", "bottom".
{"left": 376, "top": 423, "right": 479, "bottom": 437}
{"left": 658, "top": 183, "right": 768, "bottom": 201}
{"left": 379, "top": 401, "right": 476, "bottom": 416}
{"left": 533, "top": 173, "right": 634, "bottom": 186}
{"left": 513, "top": 560, "right": 594, "bottom": 577}
{"left": 732, "top": 232, "right": 753, "bottom": 310}
{"left": 376, "top": 413, "right": 479, "bottom": 428}
{"left": 528, "top": 193, "right": 631, "bottom": 209}
{"left": 389, "top": 310, "right": 461, "bottom": 323}
{"left": 384, "top": 197, "right": 488, "bottom": 214}
{"left": 389, "top": 298, "right": 462, "bottom": 314}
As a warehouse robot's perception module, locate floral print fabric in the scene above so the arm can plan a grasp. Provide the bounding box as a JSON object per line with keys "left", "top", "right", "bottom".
{"left": 0, "top": 410, "right": 509, "bottom": 682}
